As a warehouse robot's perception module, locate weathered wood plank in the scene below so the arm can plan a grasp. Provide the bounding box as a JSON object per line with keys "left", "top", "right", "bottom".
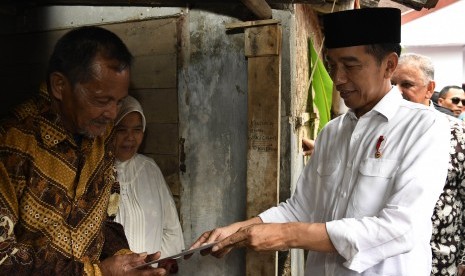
{"left": 244, "top": 23, "right": 281, "bottom": 57}
{"left": 245, "top": 23, "right": 281, "bottom": 276}
{"left": 246, "top": 56, "right": 280, "bottom": 219}
{"left": 106, "top": 18, "right": 178, "bottom": 56}
{"left": 130, "top": 88, "right": 178, "bottom": 124}
{"left": 143, "top": 122, "right": 179, "bottom": 155}
{"left": 131, "top": 53, "right": 177, "bottom": 88}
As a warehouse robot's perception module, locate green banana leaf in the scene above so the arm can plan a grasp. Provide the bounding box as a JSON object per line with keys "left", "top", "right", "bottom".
{"left": 307, "top": 38, "right": 333, "bottom": 134}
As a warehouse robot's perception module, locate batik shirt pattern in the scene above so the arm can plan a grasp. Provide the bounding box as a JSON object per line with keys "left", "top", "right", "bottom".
{"left": 431, "top": 116, "right": 465, "bottom": 276}
{"left": 0, "top": 105, "right": 128, "bottom": 275}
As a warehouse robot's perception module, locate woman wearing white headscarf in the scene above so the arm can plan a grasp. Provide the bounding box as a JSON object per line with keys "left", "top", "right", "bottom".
{"left": 113, "top": 96, "right": 184, "bottom": 266}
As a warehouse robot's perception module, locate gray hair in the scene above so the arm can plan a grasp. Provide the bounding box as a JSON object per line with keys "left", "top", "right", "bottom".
{"left": 398, "top": 53, "right": 435, "bottom": 85}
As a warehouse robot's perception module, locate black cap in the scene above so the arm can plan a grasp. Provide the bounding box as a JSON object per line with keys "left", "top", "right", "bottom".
{"left": 323, "top": 8, "right": 401, "bottom": 49}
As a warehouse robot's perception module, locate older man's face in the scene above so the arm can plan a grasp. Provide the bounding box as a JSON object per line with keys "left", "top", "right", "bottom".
{"left": 391, "top": 63, "right": 432, "bottom": 106}
{"left": 56, "top": 55, "right": 130, "bottom": 138}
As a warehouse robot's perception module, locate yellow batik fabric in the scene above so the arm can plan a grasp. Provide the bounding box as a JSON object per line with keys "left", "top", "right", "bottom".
{"left": 0, "top": 103, "right": 129, "bottom": 275}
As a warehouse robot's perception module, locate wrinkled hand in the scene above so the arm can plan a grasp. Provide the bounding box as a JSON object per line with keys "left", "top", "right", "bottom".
{"left": 99, "top": 252, "right": 166, "bottom": 276}
{"left": 158, "top": 259, "right": 178, "bottom": 274}
{"left": 211, "top": 223, "right": 289, "bottom": 258}
{"left": 302, "top": 138, "right": 315, "bottom": 156}
{"left": 185, "top": 223, "right": 242, "bottom": 260}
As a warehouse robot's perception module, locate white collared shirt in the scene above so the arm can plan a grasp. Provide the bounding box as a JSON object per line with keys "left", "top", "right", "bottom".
{"left": 260, "top": 87, "right": 450, "bottom": 275}
{"left": 114, "top": 154, "right": 185, "bottom": 257}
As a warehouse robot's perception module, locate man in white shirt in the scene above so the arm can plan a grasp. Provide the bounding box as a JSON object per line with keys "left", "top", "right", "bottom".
{"left": 191, "top": 8, "right": 450, "bottom": 275}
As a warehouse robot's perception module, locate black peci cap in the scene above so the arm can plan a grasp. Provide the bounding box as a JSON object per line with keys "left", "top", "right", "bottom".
{"left": 323, "top": 8, "right": 401, "bottom": 49}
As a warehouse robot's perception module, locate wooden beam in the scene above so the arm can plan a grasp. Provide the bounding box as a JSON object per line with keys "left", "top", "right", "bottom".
{"left": 240, "top": 0, "right": 272, "bottom": 19}
{"left": 225, "top": 19, "right": 279, "bottom": 30}
{"left": 309, "top": 0, "right": 355, "bottom": 13}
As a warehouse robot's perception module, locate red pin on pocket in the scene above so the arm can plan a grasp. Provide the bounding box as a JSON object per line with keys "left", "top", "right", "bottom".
{"left": 375, "top": 136, "right": 385, "bottom": 158}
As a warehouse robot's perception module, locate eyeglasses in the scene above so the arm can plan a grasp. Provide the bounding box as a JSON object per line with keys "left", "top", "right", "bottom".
{"left": 449, "top": 97, "right": 465, "bottom": 105}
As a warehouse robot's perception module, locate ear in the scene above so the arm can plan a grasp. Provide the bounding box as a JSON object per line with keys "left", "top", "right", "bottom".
{"left": 49, "top": 72, "right": 68, "bottom": 101}
{"left": 425, "top": 80, "right": 436, "bottom": 100}
{"left": 437, "top": 97, "right": 445, "bottom": 106}
{"left": 384, "top": 52, "right": 398, "bottom": 78}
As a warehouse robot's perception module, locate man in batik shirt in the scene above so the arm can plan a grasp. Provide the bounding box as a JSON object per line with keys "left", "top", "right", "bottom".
{"left": 0, "top": 26, "right": 166, "bottom": 275}
{"left": 391, "top": 53, "right": 465, "bottom": 276}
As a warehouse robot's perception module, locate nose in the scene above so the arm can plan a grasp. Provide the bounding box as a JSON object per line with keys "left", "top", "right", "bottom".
{"left": 126, "top": 130, "right": 136, "bottom": 141}
{"left": 104, "top": 101, "right": 119, "bottom": 121}
{"left": 332, "top": 66, "right": 348, "bottom": 86}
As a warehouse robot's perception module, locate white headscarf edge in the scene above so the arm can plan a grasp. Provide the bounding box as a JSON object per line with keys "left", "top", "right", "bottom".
{"left": 115, "top": 95, "right": 147, "bottom": 132}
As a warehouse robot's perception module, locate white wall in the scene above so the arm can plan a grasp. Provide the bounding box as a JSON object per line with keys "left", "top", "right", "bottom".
{"left": 403, "top": 45, "right": 464, "bottom": 90}
{"left": 463, "top": 48, "right": 465, "bottom": 84}
{"left": 401, "top": 0, "right": 465, "bottom": 47}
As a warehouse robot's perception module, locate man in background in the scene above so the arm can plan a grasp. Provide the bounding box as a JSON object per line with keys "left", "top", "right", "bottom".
{"left": 430, "top": 90, "right": 455, "bottom": 116}
{"left": 391, "top": 52, "right": 465, "bottom": 276}
{"left": 437, "top": 85, "right": 465, "bottom": 117}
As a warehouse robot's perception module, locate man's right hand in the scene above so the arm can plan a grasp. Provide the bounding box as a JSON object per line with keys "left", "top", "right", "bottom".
{"left": 99, "top": 252, "right": 166, "bottom": 275}
{"left": 187, "top": 217, "right": 263, "bottom": 258}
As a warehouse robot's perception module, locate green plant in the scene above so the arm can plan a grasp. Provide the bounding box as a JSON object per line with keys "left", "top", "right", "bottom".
{"left": 307, "top": 38, "right": 333, "bottom": 135}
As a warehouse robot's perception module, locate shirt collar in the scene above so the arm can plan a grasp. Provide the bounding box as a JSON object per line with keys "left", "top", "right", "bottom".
{"left": 37, "top": 111, "right": 69, "bottom": 148}
{"left": 370, "top": 86, "right": 403, "bottom": 121}
{"left": 428, "top": 100, "right": 437, "bottom": 111}
{"left": 115, "top": 154, "right": 137, "bottom": 168}
{"left": 346, "top": 86, "right": 402, "bottom": 121}
{"left": 36, "top": 110, "right": 97, "bottom": 149}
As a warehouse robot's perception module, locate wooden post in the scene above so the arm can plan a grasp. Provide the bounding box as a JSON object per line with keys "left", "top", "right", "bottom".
{"left": 227, "top": 20, "right": 281, "bottom": 276}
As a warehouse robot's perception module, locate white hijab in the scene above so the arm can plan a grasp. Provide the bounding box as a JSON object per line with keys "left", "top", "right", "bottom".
{"left": 115, "top": 95, "right": 146, "bottom": 132}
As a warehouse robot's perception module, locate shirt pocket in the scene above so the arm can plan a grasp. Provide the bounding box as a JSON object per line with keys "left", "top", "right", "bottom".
{"left": 352, "top": 158, "right": 399, "bottom": 216}
{"left": 317, "top": 160, "right": 341, "bottom": 192}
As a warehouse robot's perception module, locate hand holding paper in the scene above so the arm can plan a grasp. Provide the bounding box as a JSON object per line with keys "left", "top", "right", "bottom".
{"left": 188, "top": 217, "right": 264, "bottom": 258}
{"left": 131, "top": 243, "right": 217, "bottom": 270}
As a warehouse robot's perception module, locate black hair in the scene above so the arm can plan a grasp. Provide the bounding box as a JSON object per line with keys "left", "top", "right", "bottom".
{"left": 46, "top": 26, "right": 133, "bottom": 89}
{"left": 365, "top": 43, "right": 402, "bottom": 65}
{"left": 431, "top": 91, "right": 440, "bottom": 103}
{"left": 439, "top": 85, "right": 464, "bottom": 98}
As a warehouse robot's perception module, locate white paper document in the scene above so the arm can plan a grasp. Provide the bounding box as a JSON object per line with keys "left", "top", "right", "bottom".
{"left": 131, "top": 242, "right": 218, "bottom": 270}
